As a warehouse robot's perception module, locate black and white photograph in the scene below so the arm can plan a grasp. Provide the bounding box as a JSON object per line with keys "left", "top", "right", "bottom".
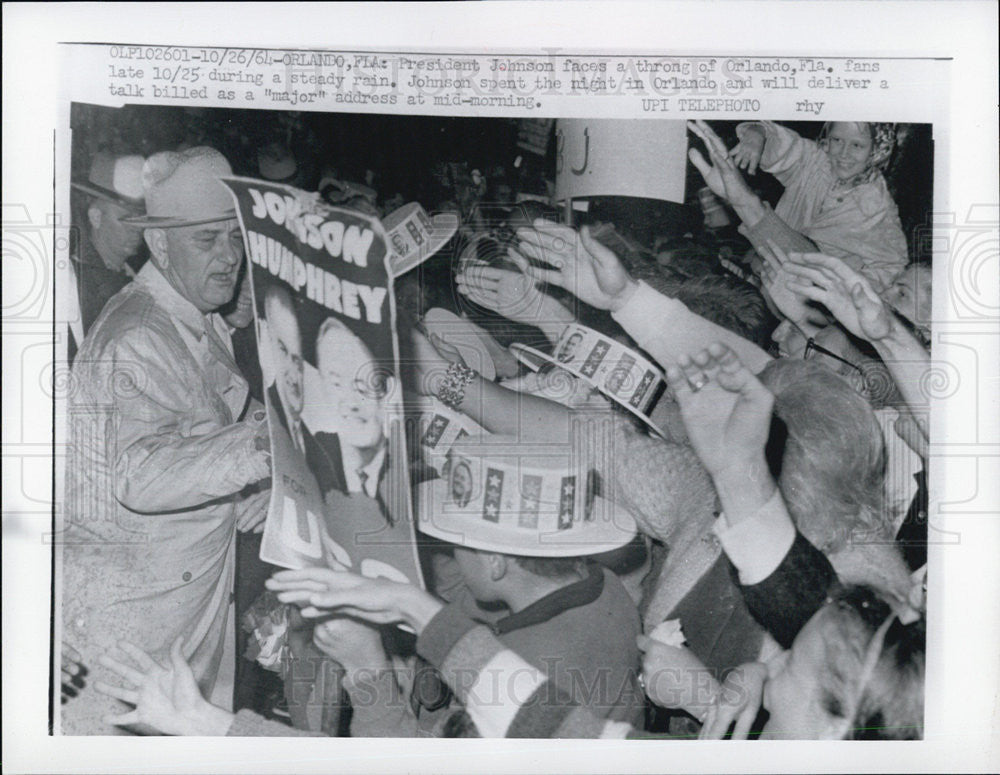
{"left": 54, "top": 97, "right": 938, "bottom": 741}
{"left": 3, "top": 4, "right": 999, "bottom": 774}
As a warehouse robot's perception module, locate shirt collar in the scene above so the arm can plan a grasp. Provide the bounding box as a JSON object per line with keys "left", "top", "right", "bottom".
{"left": 344, "top": 444, "right": 387, "bottom": 498}
{"left": 491, "top": 562, "right": 605, "bottom": 636}
{"left": 136, "top": 262, "right": 207, "bottom": 337}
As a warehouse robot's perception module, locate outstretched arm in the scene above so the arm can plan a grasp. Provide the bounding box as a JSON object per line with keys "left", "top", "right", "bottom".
{"left": 784, "top": 251, "right": 930, "bottom": 449}
{"left": 666, "top": 343, "right": 839, "bottom": 644}
{"left": 95, "top": 637, "right": 236, "bottom": 736}
{"left": 687, "top": 120, "right": 767, "bottom": 227}
{"left": 409, "top": 327, "right": 574, "bottom": 440}
{"left": 515, "top": 219, "right": 771, "bottom": 373}
{"left": 100, "top": 333, "right": 271, "bottom": 512}
{"left": 665, "top": 342, "right": 777, "bottom": 520}
{"left": 96, "top": 636, "right": 320, "bottom": 737}
{"left": 456, "top": 255, "right": 576, "bottom": 346}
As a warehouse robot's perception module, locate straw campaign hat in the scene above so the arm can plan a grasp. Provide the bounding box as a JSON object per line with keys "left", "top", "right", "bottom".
{"left": 416, "top": 436, "right": 637, "bottom": 557}
{"left": 122, "top": 146, "right": 237, "bottom": 228}
{"left": 71, "top": 152, "right": 145, "bottom": 212}
{"left": 382, "top": 202, "right": 459, "bottom": 277}
{"left": 510, "top": 323, "right": 668, "bottom": 436}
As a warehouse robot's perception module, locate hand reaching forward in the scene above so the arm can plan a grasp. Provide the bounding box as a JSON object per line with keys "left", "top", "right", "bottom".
{"left": 516, "top": 219, "right": 639, "bottom": 312}
{"left": 699, "top": 661, "right": 768, "bottom": 740}
{"left": 409, "top": 327, "right": 467, "bottom": 396}
{"left": 728, "top": 125, "right": 766, "bottom": 175}
{"left": 687, "top": 120, "right": 758, "bottom": 209}
{"left": 637, "top": 635, "right": 718, "bottom": 718}
{"left": 61, "top": 643, "right": 87, "bottom": 704}
{"left": 456, "top": 255, "right": 574, "bottom": 335}
{"left": 312, "top": 616, "right": 391, "bottom": 680}
{"left": 94, "top": 637, "right": 233, "bottom": 736}
{"left": 758, "top": 241, "right": 826, "bottom": 330}
{"left": 665, "top": 343, "right": 775, "bottom": 479}
{"left": 783, "top": 252, "right": 894, "bottom": 342}
{"left": 266, "top": 566, "right": 444, "bottom": 635}
{"left": 235, "top": 487, "right": 270, "bottom": 533}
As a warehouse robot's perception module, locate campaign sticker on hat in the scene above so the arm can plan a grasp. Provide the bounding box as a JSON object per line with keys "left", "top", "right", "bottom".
{"left": 383, "top": 202, "right": 459, "bottom": 277}
{"left": 422, "top": 307, "right": 498, "bottom": 381}
{"left": 499, "top": 363, "right": 601, "bottom": 410}
{"left": 416, "top": 437, "right": 636, "bottom": 557}
{"left": 509, "top": 324, "right": 667, "bottom": 436}
{"left": 412, "top": 396, "right": 487, "bottom": 475}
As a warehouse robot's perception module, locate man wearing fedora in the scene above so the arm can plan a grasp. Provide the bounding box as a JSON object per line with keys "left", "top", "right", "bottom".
{"left": 69, "top": 152, "right": 147, "bottom": 341}
{"left": 60, "top": 146, "right": 272, "bottom": 734}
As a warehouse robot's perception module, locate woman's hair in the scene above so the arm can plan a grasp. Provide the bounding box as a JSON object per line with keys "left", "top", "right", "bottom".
{"left": 814, "top": 585, "right": 925, "bottom": 740}
{"left": 758, "top": 359, "right": 887, "bottom": 552}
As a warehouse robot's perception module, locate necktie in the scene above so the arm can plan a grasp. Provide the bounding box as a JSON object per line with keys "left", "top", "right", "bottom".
{"left": 357, "top": 469, "right": 370, "bottom": 498}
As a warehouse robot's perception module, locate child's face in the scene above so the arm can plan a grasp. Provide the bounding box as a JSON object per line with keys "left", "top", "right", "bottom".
{"left": 760, "top": 609, "right": 849, "bottom": 739}
{"left": 825, "top": 122, "right": 874, "bottom": 181}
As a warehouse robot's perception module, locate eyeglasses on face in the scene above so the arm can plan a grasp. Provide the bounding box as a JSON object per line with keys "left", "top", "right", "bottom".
{"left": 804, "top": 337, "right": 864, "bottom": 377}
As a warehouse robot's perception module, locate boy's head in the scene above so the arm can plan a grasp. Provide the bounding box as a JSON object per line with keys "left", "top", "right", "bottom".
{"left": 450, "top": 547, "right": 586, "bottom": 607}
{"left": 417, "top": 438, "right": 637, "bottom": 604}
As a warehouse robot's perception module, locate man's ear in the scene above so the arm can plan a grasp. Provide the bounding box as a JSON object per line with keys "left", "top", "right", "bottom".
{"left": 487, "top": 552, "right": 508, "bottom": 582}
{"left": 144, "top": 228, "right": 169, "bottom": 269}
{"left": 87, "top": 204, "right": 102, "bottom": 231}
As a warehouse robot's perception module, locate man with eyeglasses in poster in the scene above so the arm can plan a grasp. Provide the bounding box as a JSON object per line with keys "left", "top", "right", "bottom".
{"left": 311, "top": 317, "right": 395, "bottom": 512}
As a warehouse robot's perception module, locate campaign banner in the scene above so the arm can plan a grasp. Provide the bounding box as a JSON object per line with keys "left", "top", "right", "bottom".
{"left": 222, "top": 177, "right": 423, "bottom": 588}
{"left": 554, "top": 119, "right": 687, "bottom": 203}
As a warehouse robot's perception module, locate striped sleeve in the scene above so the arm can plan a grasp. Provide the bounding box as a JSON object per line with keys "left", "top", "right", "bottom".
{"left": 416, "top": 605, "right": 636, "bottom": 739}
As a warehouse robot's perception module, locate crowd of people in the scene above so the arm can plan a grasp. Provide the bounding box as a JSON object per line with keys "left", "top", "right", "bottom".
{"left": 60, "top": 108, "right": 930, "bottom": 741}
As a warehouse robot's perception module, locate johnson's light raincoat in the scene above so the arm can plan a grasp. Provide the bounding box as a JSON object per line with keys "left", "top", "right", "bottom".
{"left": 60, "top": 262, "right": 270, "bottom": 734}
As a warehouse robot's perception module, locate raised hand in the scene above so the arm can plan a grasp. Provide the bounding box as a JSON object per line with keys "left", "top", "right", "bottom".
{"left": 687, "top": 120, "right": 758, "bottom": 209}
{"left": 664, "top": 342, "right": 774, "bottom": 479}
{"left": 728, "top": 125, "right": 766, "bottom": 175}
{"left": 783, "top": 252, "right": 894, "bottom": 342}
{"left": 515, "top": 220, "right": 639, "bottom": 312}
{"left": 456, "top": 256, "right": 574, "bottom": 339}
{"left": 266, "top": 566, "right": 444, "bottom": 635}
{"left": 698, "top": 661, "right": 768, "bottom": 740}
{"left": 758, "top": 241, "right": 826, "bottom": 330}
{"left": 94, "top": 638, "right": 232, "bottom": 736}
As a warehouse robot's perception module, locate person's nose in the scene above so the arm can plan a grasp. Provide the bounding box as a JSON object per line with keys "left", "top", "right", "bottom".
{"left": 340, "top": 391, "right": 363, "bottom": 413}
{"left": 771, "top": 320, "right": 790, "bottom": 346}
{"left": 216, "top": 238, "right": 241, "bottom": 268}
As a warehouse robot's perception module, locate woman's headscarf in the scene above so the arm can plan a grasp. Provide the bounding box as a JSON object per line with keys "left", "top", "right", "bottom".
{"left": 820, "top": 122, "right": 897, "bottom": 188}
